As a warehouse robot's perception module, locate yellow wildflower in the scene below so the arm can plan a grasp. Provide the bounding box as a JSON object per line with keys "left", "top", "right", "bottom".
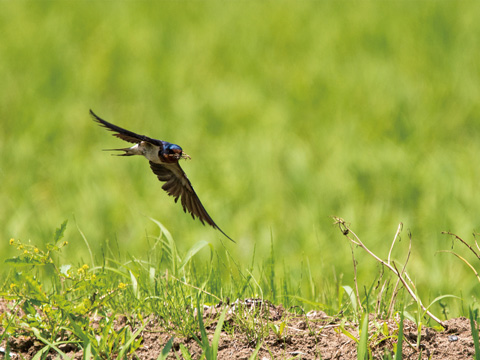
{"left": 118, "top": 282, "right": 127, "bottom": 290}
{"left": 9, "top": 238, "right": 14, "bottom": 245}
{"left": 34, "top": 248, "right": 39, "bottom": 253}
{"left": 78, "top": 264, "right": 89, "bottom": 274}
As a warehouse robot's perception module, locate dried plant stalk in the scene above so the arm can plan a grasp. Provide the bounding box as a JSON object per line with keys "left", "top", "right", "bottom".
{"left": 333, "top": 217, "right": 445, "bottom": 327}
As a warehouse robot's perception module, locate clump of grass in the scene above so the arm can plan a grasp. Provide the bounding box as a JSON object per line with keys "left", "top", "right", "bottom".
{"left": 441, "top": 231, "right": 480, "bottom": 360}
{"left": 332, "top": 217, "right": 462, "bottom": 358}
{"left": 1, "top": 219, "right": 233, "bottom": 358}
{"left": 2, "top": 221, "right": 143, "bottom": 357}
{"left": 6, "top": 216, "right": 468, "bottom": 359}
{"left": 2, "top": 218, "right": 281, "bottom": 358}
{"left": 192, "top": 296, "right": 228, "bottom": 360}
{"left": 229, "top": 299, "right": 272, "bottom": 344}
{"left": 333, "top": 217, "right": 446, "bottom": 327}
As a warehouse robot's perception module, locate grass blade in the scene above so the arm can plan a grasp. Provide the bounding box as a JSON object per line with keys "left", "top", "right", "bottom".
{"left": 343, "top": 285, "right": 357, "bottom": 313}
{"left": 31, "top": 345, "right": 51, "bottom": 360}
{"left": 338, "top": 324, "right": 359, "bottom": 343}
{"left": 179, "top": 344, "right": 193, "bottom": 360}
{"left": 68, "top": 315, "right": 96, "bottom": 356}
{"left": 130, "top": 270, "right": 139, "bottom": 299}
{"left": 157, "top": 337, "right": 174, "bottom": 360}
{"left": 211, "top": 307, "right": 228, "bottom": 359}
{"left": 150, "top": 218, "right": 178, "bottom": 275}
{"left": 179, "top": 240, "right": 213, "bottom": 272}
{"left": 83, "top": 341, "right": 92, "bottom": 360}
{"left": 31, "top": 328, "right": 72, "bottom": 360}
{"left": 75, "top": 220, "right": 95, "bottom": 268}
{"left": 357, "top": 313, "right": 369, "bottom": 360}
{"left": 394, "top": 311, "right": 404, "bottom": 360}
{"left": 117, "top": 320, "right": 149, "bottom": 359}
{"left": 248, "top": 341, "right": 263, "bottom": 360}
{"left": 198, "top": 305, "right": 211, "bottom": 358}
{"left": 469, "top": 308, "right": 480, "bottom": 360}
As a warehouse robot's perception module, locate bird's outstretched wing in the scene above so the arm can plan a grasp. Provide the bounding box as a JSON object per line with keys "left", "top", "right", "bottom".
{"left": 90, "top": 109, "right": 163, "bottom": 146}
{"left": 149, "top": 161, "right": 235, "bottom": 243}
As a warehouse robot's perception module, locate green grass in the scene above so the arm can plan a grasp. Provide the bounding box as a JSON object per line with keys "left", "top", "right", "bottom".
{"left": 1, "top": 0, "right": 480, "bottom": 325}
{"left": 0, "top": 221, "right": 420, "bottom": 358}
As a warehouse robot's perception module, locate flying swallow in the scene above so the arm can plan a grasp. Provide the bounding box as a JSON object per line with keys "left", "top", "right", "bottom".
{"left": 90, "top": 109, "right": 234, "bottom": 243}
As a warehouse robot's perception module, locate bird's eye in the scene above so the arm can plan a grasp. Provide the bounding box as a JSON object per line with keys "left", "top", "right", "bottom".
{"left": 168, "top": 149, "right": 175, "bottom": 154}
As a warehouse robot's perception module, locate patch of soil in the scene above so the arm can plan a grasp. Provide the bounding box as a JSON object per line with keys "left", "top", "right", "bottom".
{"left": 0, "top": 299, "right": 475, "bottom": 359}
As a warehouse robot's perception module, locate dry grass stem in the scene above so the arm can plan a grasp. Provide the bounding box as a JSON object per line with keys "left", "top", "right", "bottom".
{"left": 349, "top": 241, "right": 362, "bottom": 316}
{"left": 440, "top": 232, "right": 480, "bottom": 283}
{"left": 333, "top": 217, "right": 445, "bottom": 327}
{"left": 442, "top": 231, "right": 480, "bottom": 260}
{"left": 438, "top": 250, "right": 480, "bottom": 283}
{"left": 388, "top": 223, "right": 403, "bottom": 264}
{"left": 388, "top": 231, "right": 412, "bottom": 318}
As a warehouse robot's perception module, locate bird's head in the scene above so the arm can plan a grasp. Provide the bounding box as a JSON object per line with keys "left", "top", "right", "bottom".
{"left": 162, "top": 143, "right": 191, "bottom": 163}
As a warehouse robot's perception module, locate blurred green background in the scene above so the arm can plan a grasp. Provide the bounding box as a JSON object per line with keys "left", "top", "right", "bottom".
{"left": 1, "top": 2, "right": 479, "bottom": 314}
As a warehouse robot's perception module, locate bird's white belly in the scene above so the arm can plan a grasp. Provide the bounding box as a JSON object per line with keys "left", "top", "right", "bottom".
{"left": 141, "top": 142, "right": 163, "bottom": 163}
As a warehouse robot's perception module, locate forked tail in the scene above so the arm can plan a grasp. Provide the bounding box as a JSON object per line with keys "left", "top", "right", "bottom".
{"left": 102, "top": 148, "right": 135, "bottom": 156}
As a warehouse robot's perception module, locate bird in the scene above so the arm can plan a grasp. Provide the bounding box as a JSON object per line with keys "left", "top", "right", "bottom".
{"left": 90, "top": 109, "right": 234, "bottom": 243}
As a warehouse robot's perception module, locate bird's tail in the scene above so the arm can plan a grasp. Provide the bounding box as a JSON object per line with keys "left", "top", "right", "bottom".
{"left": 102, "top": 148, "right": 135, "bottom": 156}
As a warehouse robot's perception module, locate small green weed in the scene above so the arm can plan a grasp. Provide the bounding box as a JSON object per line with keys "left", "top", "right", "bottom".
{"left": 193, "top": 296, "right": 228, "bottom": 360}
{"left": 469, "top": 308, "right": 480, "bottom": 360}
{"left": 2, "top": 219, "right": 250, "bottom": 358}
{"left": 1, "top": 221, "right": 150, "bottom": 357}
{"left": 332, "top": 219, "right": 458, "bottom": 359}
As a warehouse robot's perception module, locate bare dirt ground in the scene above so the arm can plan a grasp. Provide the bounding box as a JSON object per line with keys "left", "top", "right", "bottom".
{"left": 1, "top": 300, "right": 475, "bottom": 359}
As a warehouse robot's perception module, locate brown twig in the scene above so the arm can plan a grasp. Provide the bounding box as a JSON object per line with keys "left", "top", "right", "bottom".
{"left": 472, "top": 233, "right": 480, "bottom": 254}
{"left": 442, "top": 231, "right": 480, "bottom": 260}
{"left": 387, "top": 229, "right": 412, "bottom": 318}
{"left": 388, "top": 223, "right": 403, "bottom": 264}
{"left": 375, "top": 270, "right": 387, "bottom": 317}
{"left": 348, "top": 241, "right": 362, "bottom": 318}
{"left": 440, "top": 231, "right": 480, "bottom": 282}
{"left": 333, "top": 217, "right": 445, "bottom": 327}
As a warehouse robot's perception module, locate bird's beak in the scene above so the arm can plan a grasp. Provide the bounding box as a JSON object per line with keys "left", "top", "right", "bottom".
{"left": 181, "top": 151, "right": 191, "bottom": 160}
